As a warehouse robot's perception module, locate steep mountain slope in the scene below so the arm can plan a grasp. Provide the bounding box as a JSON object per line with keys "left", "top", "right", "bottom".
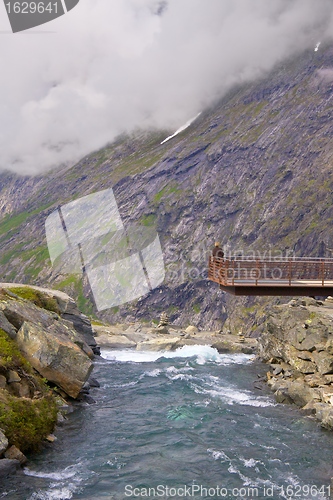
{"left": 0, "top": 44, "right": 332, "bottom": 328}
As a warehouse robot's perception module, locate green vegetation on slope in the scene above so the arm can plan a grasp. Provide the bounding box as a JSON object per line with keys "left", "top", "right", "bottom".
{"left": 0, "top": 328, "right": 58, "bottom": 452}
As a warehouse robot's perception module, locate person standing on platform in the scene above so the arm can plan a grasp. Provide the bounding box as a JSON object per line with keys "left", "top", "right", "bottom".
{"left": 212, "top": 242, "right": 224, "bottom": 259}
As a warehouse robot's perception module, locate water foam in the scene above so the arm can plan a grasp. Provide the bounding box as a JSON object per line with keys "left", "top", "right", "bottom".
{"left": 25, "top": 463, "right": 89, "bottom": 500}
{"left": 101, "top": 345, "right": 254, "bottom": 365}
{"left": 193, "top": 382, "right": 275, "bottom": 407}
{"left": 24, "top": 468, "right": 77, "bottom": 480}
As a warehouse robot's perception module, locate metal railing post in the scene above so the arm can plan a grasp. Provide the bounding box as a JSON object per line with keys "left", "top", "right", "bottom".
{"left": 256, "top": 259, "right": 259, "bottom": 286}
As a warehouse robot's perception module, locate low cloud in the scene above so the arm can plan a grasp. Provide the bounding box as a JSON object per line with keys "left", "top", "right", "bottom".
{"left": 0, "top": 0, "right": 332, "bottom": 175}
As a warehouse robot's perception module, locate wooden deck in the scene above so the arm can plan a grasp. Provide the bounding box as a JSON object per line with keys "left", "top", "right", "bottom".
{"left": 208, "top": 256, "right": 333, "bottom": 296}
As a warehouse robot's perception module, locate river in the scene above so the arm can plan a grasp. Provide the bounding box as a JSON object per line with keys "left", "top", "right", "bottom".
{"left": 1, "top": 345, "right": 333, "bottom": 499}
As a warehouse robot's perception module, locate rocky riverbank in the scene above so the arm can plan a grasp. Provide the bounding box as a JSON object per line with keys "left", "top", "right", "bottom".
{"left": 0, "top": 284, "right": 99, "bottom": 478}
{"left": 257, "top": 296, "right": 333, "bottom": 429}
{"left": 93, "top": 322, "right": 257, "bottom": 355}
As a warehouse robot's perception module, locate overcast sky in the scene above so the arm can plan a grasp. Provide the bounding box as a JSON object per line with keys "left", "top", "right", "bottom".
{"left": 0, "top": 0, "right": 332, "bottom": 175}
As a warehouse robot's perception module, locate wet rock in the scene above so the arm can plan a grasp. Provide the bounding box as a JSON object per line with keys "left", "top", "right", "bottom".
{"left": 0, "top": 459, "right": 21, "bottom": 478}
{"left": 88, "top": 377, "right": 100, "bottom": 388}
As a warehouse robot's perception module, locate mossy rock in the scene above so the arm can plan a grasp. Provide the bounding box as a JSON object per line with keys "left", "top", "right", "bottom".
{"left": 0, "top": 328, "right": 31, "bottom": 372}
{"left": 7, "top": 287, "right": 60, "bottom": 315}
{"left": 0, "top": 390, "right": 58, "bottom": 453}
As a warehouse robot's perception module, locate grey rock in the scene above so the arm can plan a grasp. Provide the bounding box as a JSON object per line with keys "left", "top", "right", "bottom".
{"left": 62, "top": 313, "right": 97, "bottom": 349}
{"left": 0, "top": 430, "right": 8, "bottom": 456}
{"left": 7, "top": 370, "right": 21, "bottom": 383}
{"left": 136, "top": 337, "right": 181, "bottom": 351}
{"left": 312, "top": 351, "right": 333, "bottom": 375}
{"left": 88, "top": 377, "right": 100, "bottom": 388}
{"left": 286, "top": 381, "right": 316, "bottom": 408}
{"left": 4, "top": 445, "right": 27, "bottom": 465}
{"left": 16, "top": 321, "right": 93, "bottom": 399}
{"left": 0, "top": 310, "right": 17, "bottom": 339}
{"left": 314, "top": 404, "right": 333, "bottom": 430}
{"left": 272, "top": 366, "right": 283, "bottom": 376}
{"left": 0, "top": 459, "right": 21, "bottom": 478}
{"left": 274, "top": 389, "right": 294, "bottom": 405}
{"left": 299, "top": 333, "right": 327, "bottom": 352}
{"left": 95, "top": 334, "right": 136, "bottom": 349}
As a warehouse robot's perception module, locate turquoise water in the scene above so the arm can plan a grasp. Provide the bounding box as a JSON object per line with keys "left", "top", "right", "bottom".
{"left": 1, "top": 345, "right": 333, "bottom": 499}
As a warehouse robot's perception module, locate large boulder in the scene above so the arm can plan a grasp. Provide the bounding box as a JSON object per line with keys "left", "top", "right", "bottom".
{"left": 136, "top": 337, "right": 181, "bottom": 351}
{"left": 16, "top": 321, "right": 93, "bottom": 399}
{"left": 96, "top": 334, "right": 136, "bottom": 349}
{"left": 286, "top": 381, "right": 317, "bottom": 408}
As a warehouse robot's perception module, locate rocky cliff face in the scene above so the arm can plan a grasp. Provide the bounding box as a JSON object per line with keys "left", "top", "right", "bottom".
{"left": 0, "top": 284, "right": 97, "bottom": 467}
{"left": 0, "top": 44, "right": 333, "bottom": 328}
{"left": 257, "top": 297, "right": 333, "bottom": 430}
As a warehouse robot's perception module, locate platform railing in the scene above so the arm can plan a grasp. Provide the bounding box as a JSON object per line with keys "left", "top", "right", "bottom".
{"left": 208, "top": 256, "right": 333, "bottom": 287}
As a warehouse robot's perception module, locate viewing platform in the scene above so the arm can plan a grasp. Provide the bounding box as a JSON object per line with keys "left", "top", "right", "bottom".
{"left": 208, "top": 256, "right": 333, "bottom": 296}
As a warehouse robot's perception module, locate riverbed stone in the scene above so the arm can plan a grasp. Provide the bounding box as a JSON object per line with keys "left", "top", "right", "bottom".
{"left": 136, "top": 337, "right": 181, "bottom": 351}
{"left": 16, "top": 321, "right": 93, "bottom": 399}
{"left": 286, "top": 381, "right": 316, "bottom": 408}
{"left": 185, "top": 325, "right": 198, "bottom": 334}
{"left": 95, "top": 334, "right": 136, "bottom": 349}
{"left": 0, "top": 459, "right": 20, "bottom": 477}
{"left": 4, "top": 445, "right": 27, "bottom": 465}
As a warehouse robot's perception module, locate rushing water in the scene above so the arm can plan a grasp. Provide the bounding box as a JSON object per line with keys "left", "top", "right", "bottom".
{"left": 1, "top": 345, "right": 333, "bottom": 500}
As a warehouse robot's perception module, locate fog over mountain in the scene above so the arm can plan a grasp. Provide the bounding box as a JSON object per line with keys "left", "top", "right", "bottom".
{"left": 0, "top": 0, "right": 332, "bottom": 175}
